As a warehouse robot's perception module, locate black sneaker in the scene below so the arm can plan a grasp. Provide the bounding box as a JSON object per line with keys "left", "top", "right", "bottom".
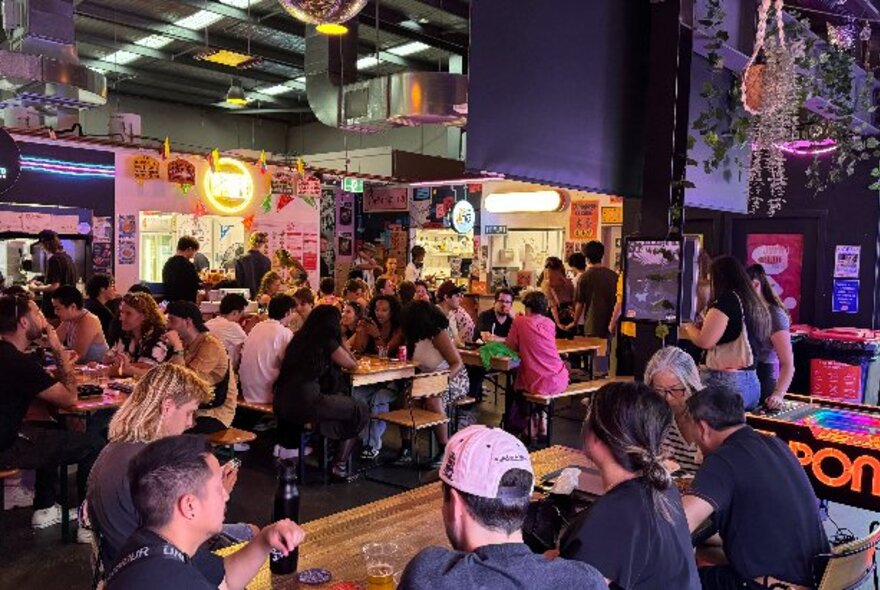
{"left": 360, "top": 446, "right": 379, "bottom": 460}
{"left": 393, "top": 448, "right": 413, "bottom": 466}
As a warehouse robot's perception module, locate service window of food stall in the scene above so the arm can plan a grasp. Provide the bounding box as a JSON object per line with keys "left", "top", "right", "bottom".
{"left": 487, "top": 228, "right": 565, "bottom": 288}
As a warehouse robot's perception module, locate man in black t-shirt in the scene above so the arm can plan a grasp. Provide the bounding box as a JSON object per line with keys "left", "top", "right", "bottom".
{"left": 29, "top": 230, "right": 77, "bottom": 319}
{"left": 0, "top": 294, "right": 104, "bottom": 529}
{"left": 398, "top": 426, "right": 605, "bottom": 590}
{"left": 162, "top": 236, "right": 202, "bottom": 303}
{"left": 235, "top": 231, "right": 272, "bottom": 298}
{"left": 106, "top": 435, "right": 306, "bottom": 590}
{"left": 682, "top": 386, "right": 829, "bottom": 590}
{"left": 84, "top": 273, "right": 118, "bottom": 338}
{"left": 468, "top": 289, "right": 516, "bottom": 400}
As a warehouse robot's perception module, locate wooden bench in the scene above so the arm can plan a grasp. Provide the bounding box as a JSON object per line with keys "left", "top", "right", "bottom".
{"left": 236, "top": 397, "right": 274, "bottom": 415}
{"left": 525, "top": 376, "right": 635, "bottom": 447}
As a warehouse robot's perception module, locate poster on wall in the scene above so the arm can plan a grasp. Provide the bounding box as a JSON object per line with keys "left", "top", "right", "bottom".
{"left": 118, "top": 214, "right": 136, "bottom": 239}
{"left": 118, "top": 239, "right": 136, "bottom": 265}
{"left": 93, "top": 216, "right": 112, "bottom": 242}
{"left": 364, "top": 187, "right": 408, "bottom": 212}
{"left": 569, "top": 200, "right": 599, "bottom": 241}
{"left": 622, "top": 239, "right": 682, "bottom": 323}
{"left": 834, "top": 245, "right": 860, "bottom": 278}
{"left": 746, "top": 233, "right": 803, "bottom": 323}
{"left": 92, "top": 242, "right": 113, "bottom": 274}
{"left": 832, "top": 279, "right": 859, "bottom": 313}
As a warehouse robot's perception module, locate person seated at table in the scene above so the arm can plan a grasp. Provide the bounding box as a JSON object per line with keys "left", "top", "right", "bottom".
{"left": 560, "top": 381, "right": 700, "bottom": 589}
{"left": 165, "top": 301, "right": 236, "bottom": 435}
{"left": 465, "top": 288, "right": 516, "bottom": 403}
{"left": 414, "top": 280, "right": 433, "bottom": 303}
{"left": 86, "top": 364, "right": 256, "bottom": 576}
{"left": 436, "top": 280, "right": 473, "bottom": 346}
{"left": 0, "top": 293, "right": 104, "bottom": 530}
{"left": 341, "top": 300, "right": 365, "bottom": 349}
{"left": 375, "top": 276, "right": 397, "bottom": 297}
{"left": 397, "top": 301, "right": 469, "bottom": 466}
{"left": 316, "top": 277, "right": 342, "bottom": 309}
{"left": 239, "top": 294, "right": 295, "bottom": 405}
{"left": 504, "top": 291, "right": 569, "bottom": 439}
{"left": 105, "top": 434, "right": 306, "bottom": 590}
{"left": 205, "top": 293, "right": 248, "bottom": 373}
{"left": 256, "top": 271, "right": 284, "bottom": 308}
{"left": 290, "top": 286, "right": 315, "bottom": 333}
{"left": 84, "top": 273, "right": 118, "bottom": 339}
{"left": 52, "top": 285, "right": 109, "bottom": 364}
{"left": 274, "top": 305, "right": 369, "bottom": 481}
{"left": 398, "top": 280, "right": 416, "bottom": 306}
{"left": 681, "top": 385, "right": 829, "bottom": 590}
{"left": 399, "top": 425, "right": 606, "bottom": 590}
{"left": 343, "top": 278, "right": 369, "bottom": 309}
{"left": 644, "top": 346, "right": 704, "bottom": 474}
{"left": 350, "top": 295, "right": 405, "bottom": 460}
{"left": 105, "top": 292, "right": 169, "bottom": 379}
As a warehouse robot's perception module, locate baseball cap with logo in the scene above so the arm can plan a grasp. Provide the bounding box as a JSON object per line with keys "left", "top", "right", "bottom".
{"left": 439, "top": 425, "right": 534, "bottom": 500}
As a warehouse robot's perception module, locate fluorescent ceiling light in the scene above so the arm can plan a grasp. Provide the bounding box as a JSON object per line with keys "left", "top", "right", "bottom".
{"left": 176, "top": 10, "right": 225, "bottom": 30}
{"left": 218, "top": 0, "right": 264, "bottom": 7}
{"left": 102, "top": 50, "right": 142, "bottom": 65}
{"left": 484, "top": 191, "right": 567, "bottom": 213}
{"left": 357, "top": 56, "right": 380, "bottom": 70}
{"left": 293, "top": 76, "right": 306, "bottom": 83}
{"left": 134, "top": 34, "right": 174, "bottom": 49}
{"left": 387, "top": 41, "right": 430, "bottom": 56}
{"left": 259, "top": 84, "right": 297, "bottom": 95}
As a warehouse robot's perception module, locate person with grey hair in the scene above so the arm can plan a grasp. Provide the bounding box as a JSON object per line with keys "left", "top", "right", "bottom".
{"left": 644, "top": 346, "right": 703, "bottom": 473}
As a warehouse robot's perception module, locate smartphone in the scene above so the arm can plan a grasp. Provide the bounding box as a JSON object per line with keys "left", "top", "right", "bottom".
{"left": 225, "top": 458, "right": 242, "bottom": 471}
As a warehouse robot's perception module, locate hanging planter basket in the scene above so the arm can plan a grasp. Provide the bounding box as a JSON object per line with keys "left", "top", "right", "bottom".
{"left": 742, "top": 0, "right": 784, "bottom": 115}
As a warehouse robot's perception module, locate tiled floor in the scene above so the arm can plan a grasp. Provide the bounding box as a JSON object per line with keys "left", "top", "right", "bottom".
{"left": 0, "top": 392, "right": 877, "bottom": 590}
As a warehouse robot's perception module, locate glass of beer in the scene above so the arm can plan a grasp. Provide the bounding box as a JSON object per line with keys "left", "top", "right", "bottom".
{"left": 362, "top": 542, "right": 399, "bottom": 590}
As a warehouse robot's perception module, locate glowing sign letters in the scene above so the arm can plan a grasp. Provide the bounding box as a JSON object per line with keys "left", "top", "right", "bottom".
{"left": 203, "top": 157, "right": 255, "bottom": 215}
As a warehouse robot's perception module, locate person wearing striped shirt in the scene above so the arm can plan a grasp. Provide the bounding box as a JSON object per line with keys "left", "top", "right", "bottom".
{"left": 644, "top": 346, "right": 704, "bottom": 474}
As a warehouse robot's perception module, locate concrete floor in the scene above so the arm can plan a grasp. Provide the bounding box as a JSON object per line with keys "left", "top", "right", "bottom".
{"left": 0, "top": 392, "right": 877, "bottom": 590}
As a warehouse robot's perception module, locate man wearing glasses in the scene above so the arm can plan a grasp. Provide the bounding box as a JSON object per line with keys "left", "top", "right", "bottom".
{"left": 0, "top": 293, "right": 104, "bottom": 530}
{"left": 466, "top": 289, "right": 517, "bottom": 403}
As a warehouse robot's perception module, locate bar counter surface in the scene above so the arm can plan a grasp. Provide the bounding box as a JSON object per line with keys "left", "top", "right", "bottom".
{"left": 218, "top": 445, "right": 589, "bottom": 589}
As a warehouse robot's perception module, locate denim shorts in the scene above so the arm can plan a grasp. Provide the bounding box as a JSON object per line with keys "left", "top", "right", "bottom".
{"left": 700, "top": 368, "right": 761, "bottom": 410}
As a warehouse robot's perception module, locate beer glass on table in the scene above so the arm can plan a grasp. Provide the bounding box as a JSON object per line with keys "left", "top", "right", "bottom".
{"left": 362, "top": 542, "right": 399, "bottom": 590}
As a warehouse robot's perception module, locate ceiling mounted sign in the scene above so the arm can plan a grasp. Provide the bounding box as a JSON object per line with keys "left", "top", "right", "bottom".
{"left": 132, "top": 155, "right": 160, "bottom": 185}
{"left": 0, "top": 128, "right": 22, "bottom": 195}
{"left": 203, "top": 157, "right": 255, "bottom": 214}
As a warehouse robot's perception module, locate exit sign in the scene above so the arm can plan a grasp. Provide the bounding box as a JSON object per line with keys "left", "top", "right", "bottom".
{"left": 343, "top": 177, "right": 364, "bottom": 193}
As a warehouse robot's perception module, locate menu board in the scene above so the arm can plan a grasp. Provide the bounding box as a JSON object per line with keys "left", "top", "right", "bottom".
{"left": 622, "top": 239, "right": 682, "bottom": 324}
{"left": 364, "top": 187, "right": 408, "bottom": 212}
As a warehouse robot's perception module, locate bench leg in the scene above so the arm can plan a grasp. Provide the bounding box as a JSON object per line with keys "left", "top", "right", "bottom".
{"left": 59, "top": 464, "right": 71, "bottom": 543}
{"left": 297, "top": 431, "right": 307, "bottom": 483}
{"left": 546, "top": 400, "right": 554, "bottom": 448}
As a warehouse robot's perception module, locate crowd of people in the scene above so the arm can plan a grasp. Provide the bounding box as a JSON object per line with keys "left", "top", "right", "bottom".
{"left": 0, "top": 229, "right": 824, "bottom": 590}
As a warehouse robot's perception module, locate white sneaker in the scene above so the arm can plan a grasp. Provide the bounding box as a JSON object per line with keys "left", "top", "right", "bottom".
{"left": 76, "top": 527, "right": 94, "bottom": 545}
{"left": 31, "top": 504, "right": 78, "bottom": 529}
{"left": 4, "top": 485, "right": 34, "bottom": 510}
{"left": 233, "top": 443, "right": 250, "bottom": 452}
{"left": 273, "top": 444, "right": 312, "bottom": 459}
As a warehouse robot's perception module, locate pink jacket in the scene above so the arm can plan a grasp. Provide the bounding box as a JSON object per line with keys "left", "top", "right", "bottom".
{"left": 506, "top": 314, "right": 569, "bottom": 395}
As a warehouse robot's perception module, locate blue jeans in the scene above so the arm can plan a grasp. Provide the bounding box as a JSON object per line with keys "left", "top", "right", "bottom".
{"left": 352, "top": 384, "right": 398, "bottom": 451}
{"left": 701, "top": 368, "right": 761, "bottom": 410}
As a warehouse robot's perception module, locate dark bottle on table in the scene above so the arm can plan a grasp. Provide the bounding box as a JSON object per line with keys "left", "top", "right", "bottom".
{"left": 270, "top": 459, "right": 300, "bottom": 575}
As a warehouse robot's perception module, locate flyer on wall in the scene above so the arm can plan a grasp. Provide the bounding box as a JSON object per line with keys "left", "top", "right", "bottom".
{"left": 834, "top": 245, "right": 860, "bottom": 278}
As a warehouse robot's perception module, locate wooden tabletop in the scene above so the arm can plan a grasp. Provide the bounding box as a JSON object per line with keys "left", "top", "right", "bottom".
{"left": 61, "top": 390, "right": 128, "bottom": 414}
{"left": 459, "top": 337, "right": 605, "bottom": 371}
{"left": 347, "top": 356, "right": 419, "bottom": 388}
{"left": 217, "top": 446, "right": 586, "bottom": 590}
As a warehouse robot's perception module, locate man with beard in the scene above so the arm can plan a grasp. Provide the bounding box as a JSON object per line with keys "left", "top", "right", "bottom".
{"left": 0, "top": 293, "right": 104, "bottom": 529}
{"left": 397, "top": 426, "right": 605, "bottom": 589}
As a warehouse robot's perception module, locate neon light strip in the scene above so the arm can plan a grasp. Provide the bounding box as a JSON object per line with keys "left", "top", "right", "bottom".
{"left": 773, "top": 139, "right": 839, "bottom": 156}
{"left": 20, "top": 156, "right": 115, "bottom": 178}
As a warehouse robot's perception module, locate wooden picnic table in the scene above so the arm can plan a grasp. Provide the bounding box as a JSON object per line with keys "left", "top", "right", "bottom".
{"left": 347, "top": 356, "right": 419, "bottom": 388}
{"left": 217, "top": 445, "right": 588, "bottom": 589}
{"left": 458, "top": 337, "right": 606, "bottom": 371}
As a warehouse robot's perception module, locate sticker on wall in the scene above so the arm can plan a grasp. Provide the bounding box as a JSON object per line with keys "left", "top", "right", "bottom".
{"left": 834, "top": 245, "right": 861, "bottom": 279}
{"left": 118, "top": 214, "right": 136, "bottom": 239}
{"left": 167, "top": 158, "right": 196, "bottom": 193}
{"left": 118, "top": 239, "right": 136, "bottom": 265}
{"left": 132, "top": 155, "right": 160, "bottom": 185}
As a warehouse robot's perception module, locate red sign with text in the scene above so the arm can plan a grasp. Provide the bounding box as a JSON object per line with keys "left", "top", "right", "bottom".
{"left": 746, "top": 233, "right": 803, "bottom": 323}
{"left": 810, "top": 359, "right": 863, "bottom": 402}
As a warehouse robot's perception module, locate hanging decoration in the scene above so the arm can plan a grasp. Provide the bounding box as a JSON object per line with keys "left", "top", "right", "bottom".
{"left": 132, "top": 155, "right": 161, "bottom": 185}
{"left": 276, "top": 0, "right": 367, "bottom": 34}
{"left": 742, "top": 0, "right": 785, "bottom": 115}
{"left": 162, "top": 137, "right": 171, "bottom": 160}
{"left": 208, "top": 148, "right": 220, "bottom": 172}
{"left": 259, "top": 150, "right": 268, "bottom": 174}
{"left": 827, "top": 22, "right": 857, "bottom": 50}
{"left": 242, "top": 214, "right": 255, "bottom": 232}
{"left": 296, "top": 158, "right": 305, "bottom": 176}
{"left": 194, "top": 199, "right": 208, "bottom": 218}
{"left": 167, "top": 158, "right": 196, "bottom": 194}
{"left": 261, "top": 192, "right": 273, "bottom": 213}
{"left": 276, "top": 193, "right": 294, "bottom": 211}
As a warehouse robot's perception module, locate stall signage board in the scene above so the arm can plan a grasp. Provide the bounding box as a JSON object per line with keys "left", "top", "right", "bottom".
{"left": 452, "top": 200, "right": 476, "bottom": 234}
{"left": 832, "top": 279, "right": 859, "bottom": 314}
{"left": 569, "top": 200, "right": 599, "bottom": 240}
{"left": 203, "top": 157, "right": 255, "bottom": 215}
{"left": 485, "top": 224, "right": 508, "bottom": 235}
{"left": 342, "top": 177, "right": 364, "bottom": 193}
{"left": 364, "top": 187, "right": 408, "bottom": 212}
{"left": 0, "top": 128, "right": 22, "bottom": 195}
{"left": 600, "top": 206, "right": 623, "bottom": 225}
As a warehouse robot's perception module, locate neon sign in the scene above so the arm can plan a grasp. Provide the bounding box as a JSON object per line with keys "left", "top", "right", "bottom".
{"left": 789, "top": 441, "right": 880, "bottom": 497}
{"left": 203, "top": 157, "right": 255, "bottom": 215}
{"left": 21, "top": 156, "right": 114, "bottom": 178}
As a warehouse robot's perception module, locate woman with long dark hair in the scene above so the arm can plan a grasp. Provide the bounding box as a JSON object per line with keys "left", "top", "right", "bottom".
{"left": 560, "top": 381, "right": 699, "bottom": 589}
{"left": 746, "top": 264, "right": 794, "bottom": 409}
{"left": 360, "top": 294, "right": 404, "bottom": 355}
{"left": 274, "top": 305, "right": 368, "bottom": 481}
{"left": 541, "top": 257, "right": 576, "bottom": 337}
{"left": 682, "top": 255, "right": 770, "bottom": 410}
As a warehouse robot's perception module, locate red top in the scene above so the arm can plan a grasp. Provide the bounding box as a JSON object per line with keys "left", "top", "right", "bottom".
{"left": 506, "top": 314, "right": 569, "bottom": 395}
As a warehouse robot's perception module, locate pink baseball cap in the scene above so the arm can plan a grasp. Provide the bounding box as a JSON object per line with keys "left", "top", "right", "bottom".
{"left": 439, "top": 425, "right": 534, "bottom": 499}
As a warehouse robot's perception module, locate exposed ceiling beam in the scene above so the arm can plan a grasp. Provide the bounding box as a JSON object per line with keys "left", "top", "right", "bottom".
{"left": 360, "top": 1, "right": 468, "bottom": 56}
{"left": 76, "top": 1, "right": 305, "bottom": 69}
{"left": 411, "top": 0, "right": 469, "bottom": 20}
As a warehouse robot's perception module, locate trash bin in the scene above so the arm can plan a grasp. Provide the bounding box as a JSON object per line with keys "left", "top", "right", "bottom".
{"left": 793, "top": 328, "right": 880, "bottom": 405}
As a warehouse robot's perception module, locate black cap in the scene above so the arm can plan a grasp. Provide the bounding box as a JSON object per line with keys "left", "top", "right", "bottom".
{"left": 437, "top": 280, "right": 464, "bottom": 300}
{"left": 165, "top": 300, "right": 208, "bottom": 332}
{"left": 37, "top": 229, "right": 58, "bottom": 243}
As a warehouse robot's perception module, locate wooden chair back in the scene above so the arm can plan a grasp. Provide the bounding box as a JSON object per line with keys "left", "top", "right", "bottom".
{"left": 408, "top": 371, "right": 449, "bottom": 400}
{"left": 817, "top": 522, "right": 880, "bottom": 590}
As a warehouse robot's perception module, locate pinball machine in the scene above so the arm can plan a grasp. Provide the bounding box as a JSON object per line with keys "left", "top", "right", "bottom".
{"left": 748, "top": 394, "right": 880, "bottom": 511}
